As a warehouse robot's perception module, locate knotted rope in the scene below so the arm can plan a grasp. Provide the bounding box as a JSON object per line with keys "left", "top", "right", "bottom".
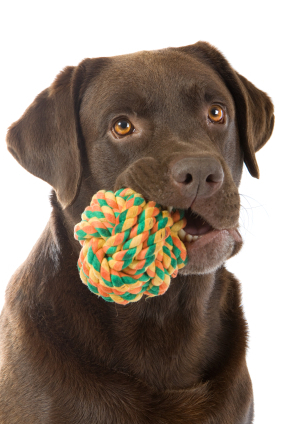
{"left": 74, "top": 188, "right": 188, "bottom": 305}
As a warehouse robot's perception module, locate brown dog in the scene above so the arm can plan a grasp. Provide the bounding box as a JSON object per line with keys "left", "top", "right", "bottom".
{"left": 0, "top": 42, "right": 274, "bottom": 423}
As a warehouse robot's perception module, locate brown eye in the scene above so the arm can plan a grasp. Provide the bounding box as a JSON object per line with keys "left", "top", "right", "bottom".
{"left": 208, "top": 105, "right": 224, "bottom": 123}
{"left": 113, "top": 119, "right": 133, "bottom": 136}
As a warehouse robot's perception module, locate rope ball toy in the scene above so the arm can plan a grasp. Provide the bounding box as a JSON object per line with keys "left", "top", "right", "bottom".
{"left": 74, "top": 188, "right": 188, "bottom": 305}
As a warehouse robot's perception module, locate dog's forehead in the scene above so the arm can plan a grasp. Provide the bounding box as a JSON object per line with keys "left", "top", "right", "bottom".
{"left": 81, "top": 49, "right": 234, "bottom": 115}
{"left": 96, "top": 49, "right": 220, "bottom": 85}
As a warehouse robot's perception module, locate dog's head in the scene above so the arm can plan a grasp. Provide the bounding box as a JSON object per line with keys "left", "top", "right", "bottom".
{"left": 7, "top": 42, "right": 274, "bottom": 276}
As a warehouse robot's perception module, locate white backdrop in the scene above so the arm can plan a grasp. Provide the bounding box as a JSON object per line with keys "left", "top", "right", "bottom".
{"left": 1, "top": 1, "right": 282, "bottom": 422}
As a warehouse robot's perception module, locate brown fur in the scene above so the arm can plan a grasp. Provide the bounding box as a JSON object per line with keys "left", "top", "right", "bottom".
{"left": 0, "top": 42, "right": 274, "bottom": 423}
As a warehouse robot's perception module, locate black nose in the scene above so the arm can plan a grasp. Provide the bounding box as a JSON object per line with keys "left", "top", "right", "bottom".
{"left": 170, "top": 157, "right": 224, "bottom": 199}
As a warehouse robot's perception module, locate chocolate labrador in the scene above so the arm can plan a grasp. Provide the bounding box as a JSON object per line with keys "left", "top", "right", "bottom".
{"left": 0, "top": 42, "right": 274, "bottom": 423}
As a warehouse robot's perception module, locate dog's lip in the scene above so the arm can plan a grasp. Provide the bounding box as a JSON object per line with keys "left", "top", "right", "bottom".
{"left": 183, "top": 228, "right": 242, "bottom": 252}
{"left": 166, "top": 206, "right": 241, "bottom": 246}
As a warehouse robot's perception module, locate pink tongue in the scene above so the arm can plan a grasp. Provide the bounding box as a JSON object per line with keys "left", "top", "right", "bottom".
{"left": 184, "top": 210, "right": 213, "bottom": 236}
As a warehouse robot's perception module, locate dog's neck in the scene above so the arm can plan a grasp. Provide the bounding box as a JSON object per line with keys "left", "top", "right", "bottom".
{"left": 40, "top": 190, "right": 235, "bottom": 389}
{"left": 44, "top": 191, "right": 229, "bottom": 390}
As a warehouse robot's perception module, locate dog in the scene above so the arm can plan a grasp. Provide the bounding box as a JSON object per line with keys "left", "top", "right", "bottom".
{"left": 0, "top": 42, "right": 274, "bottom": 423}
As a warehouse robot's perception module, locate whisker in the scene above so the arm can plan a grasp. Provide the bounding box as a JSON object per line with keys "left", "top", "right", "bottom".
{"left": 238, "top": 193, "right": 269, "bottom": 237}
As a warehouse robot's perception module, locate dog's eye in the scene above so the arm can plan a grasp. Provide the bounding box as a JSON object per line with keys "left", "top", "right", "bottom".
{"left": 208, "top": 105, "right": 224, "bottom": 123}
{"left": 113, "top": 119, "right": 134, "bottom": 136}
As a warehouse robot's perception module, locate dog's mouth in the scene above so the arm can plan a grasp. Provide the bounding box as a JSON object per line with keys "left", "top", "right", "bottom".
{"left": 166, "top": 205, "right": 242, "bottom": 272}
{"left": 176, "top": 207, "right": 214, "bottom": 242}
{"left": 166, "top": 206, "right": 214, "bottom": 243}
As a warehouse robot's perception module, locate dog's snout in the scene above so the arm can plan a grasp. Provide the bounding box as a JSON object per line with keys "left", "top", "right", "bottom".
{"left": 171, "top": 157, "right": 224, "bottom": 199}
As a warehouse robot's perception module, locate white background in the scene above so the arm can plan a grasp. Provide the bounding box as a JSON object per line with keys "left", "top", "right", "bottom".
{"left": 1, "top": 1, "right": 282, "bottom": 422}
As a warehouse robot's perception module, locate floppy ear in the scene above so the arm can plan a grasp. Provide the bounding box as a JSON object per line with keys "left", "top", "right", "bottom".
{"left": 179, "top": 41, "right": 275, "bottom": 178}
{"left": 6, "top": 61, "right": 91, "bottom": 208}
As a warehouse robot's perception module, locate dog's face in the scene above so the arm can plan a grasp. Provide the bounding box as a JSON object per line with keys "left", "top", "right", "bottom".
{"left": 6, "top": 42, "right": 274, "bottom": 276}
{"left": 80, "top": 51, "right": 243, "bottom": 275}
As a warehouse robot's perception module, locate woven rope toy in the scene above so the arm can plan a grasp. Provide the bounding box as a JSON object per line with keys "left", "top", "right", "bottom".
{"left": 74, "top": 188, "right": 188, "bottom": 305}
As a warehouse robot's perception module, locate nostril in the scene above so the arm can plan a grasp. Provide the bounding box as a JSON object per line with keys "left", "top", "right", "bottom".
{"left": 184, "top": 174, "right": 193, "bottom": 184}
{"left": 206, "top": 174, "right": 217, "bottom": 183}
{"left": 206, "top": 169, "right": 224, "bottom": 184}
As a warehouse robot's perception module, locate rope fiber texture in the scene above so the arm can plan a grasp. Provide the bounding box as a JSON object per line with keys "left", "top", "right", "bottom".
{"left": 74, "top": 188, "right": 188, "bottom": 305}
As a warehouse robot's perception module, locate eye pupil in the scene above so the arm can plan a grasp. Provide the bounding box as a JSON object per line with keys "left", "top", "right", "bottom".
{"left": 119, "top": 121, "right": 129, "bottom": 129}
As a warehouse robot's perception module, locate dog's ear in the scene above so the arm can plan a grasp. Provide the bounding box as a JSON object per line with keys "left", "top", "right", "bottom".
{"left": 6, "top": 58, "right": 104, "bottom": 208}
{"left": 179, "top": 42, "right": 275, "bottom": 178}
